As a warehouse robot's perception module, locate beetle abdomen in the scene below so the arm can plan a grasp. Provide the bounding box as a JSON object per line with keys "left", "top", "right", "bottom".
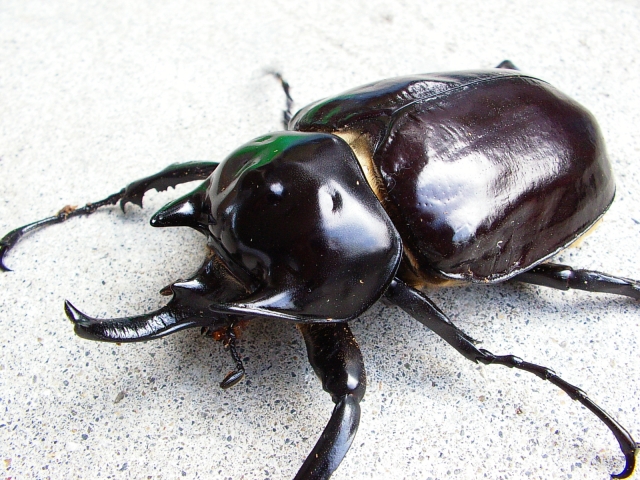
{"left": 292, "top": 70, "right": 615, "bottom": 283}
{"left": 376, "top": 75, "right": 614, "bottom": 282}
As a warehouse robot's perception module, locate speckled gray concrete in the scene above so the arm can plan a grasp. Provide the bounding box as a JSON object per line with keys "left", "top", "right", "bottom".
{"left": 1, "top": 1, "right": 639, "bottom": 479}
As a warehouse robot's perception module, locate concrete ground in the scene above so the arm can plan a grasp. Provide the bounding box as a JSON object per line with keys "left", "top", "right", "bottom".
{"left": 1, "top": 1, "right": 639, "bottom": 479}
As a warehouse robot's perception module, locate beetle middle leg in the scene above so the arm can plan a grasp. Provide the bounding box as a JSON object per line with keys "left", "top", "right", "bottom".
{"left": 0, "top": 160, "right": 218, "bottom": 271}
{"left": 295, "top": 322, "right": 366, "bottom": 480}
{"left": 514, "top": 262, "right": 640, "bottom": 300}
{"left": 385, "top": 277, "right": 637, "bottom": 479}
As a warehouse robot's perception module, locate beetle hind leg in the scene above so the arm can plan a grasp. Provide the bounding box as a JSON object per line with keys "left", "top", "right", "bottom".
{"left": 475, "top": 350, "right": 638, "bottom": 478}
{"left": 267, "top": 71, "right": 294, "bottom": 129}
{"left": 515, "top": 262, "right": 640, "bottom": 300}
{"left": 385, "top": 278, "right": 637, "bottom": 479}
{"left": 496, "top": 60, "right": 519, "bottom": 70}
{"left": 295, "top": 323, "right": 366, "bottom": 480}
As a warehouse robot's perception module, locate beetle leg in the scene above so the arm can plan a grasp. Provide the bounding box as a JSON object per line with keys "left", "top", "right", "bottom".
{"left": 515, "top": 262, "right": 640, "bottom": 300}
{"left": 0, "top": 161, "right": 218, "bottom": 271}
{"left": 0, "top": 190, "right": 126, "bottom": 271}
{"left": 118, "top": 160, "right": 218, "bottom": 211}
{"left": 385, "top": 277, "right": 637, "bottom": 479}
{"left": 295, "top": 323, "right": 366, "bottom": 480}
{"left": 496, "top": 60, "right": 519, "bottom": 70}
{"left": 267, "top": 70, "right": 294, "bottom": 129}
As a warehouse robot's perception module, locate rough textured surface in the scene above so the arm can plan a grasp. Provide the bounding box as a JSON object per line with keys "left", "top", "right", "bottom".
{"left": 0, "top": 1, "right": 638, "bottom": 479}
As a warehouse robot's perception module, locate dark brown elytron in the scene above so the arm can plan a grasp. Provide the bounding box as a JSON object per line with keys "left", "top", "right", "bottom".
{"left": 1, "top": 61, "right": 637, "bottom": 479}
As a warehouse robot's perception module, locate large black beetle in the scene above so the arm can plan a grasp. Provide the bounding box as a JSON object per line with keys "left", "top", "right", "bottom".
{"left": 1, "top": 61, "right": 638, "bottom": 479}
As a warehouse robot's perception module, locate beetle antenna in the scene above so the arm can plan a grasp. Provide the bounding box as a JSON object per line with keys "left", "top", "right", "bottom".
{"left": 266, "top": 70, "right": 294, "bottom": 129}
{"left": 219, "top": 321, "right": 246, "bottom": 389}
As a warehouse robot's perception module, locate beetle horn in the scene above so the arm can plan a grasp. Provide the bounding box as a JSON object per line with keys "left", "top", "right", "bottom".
{"left": 63, "top": 252, "right": 249, "bottom": 343}
{"left": 64, "top": 298, "right": 223, "bottom": 342}
{"left": 149, "top": 182, "right": 210, "bottom": 234}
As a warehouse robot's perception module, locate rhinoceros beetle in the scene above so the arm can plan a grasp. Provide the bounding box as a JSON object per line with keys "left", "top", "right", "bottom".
{"left": 1, "top": 61, "right": 638, "bottom": 479}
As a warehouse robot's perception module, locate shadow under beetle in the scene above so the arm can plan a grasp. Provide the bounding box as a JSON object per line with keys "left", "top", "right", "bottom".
{"left": 1, "top": 60, "right": 638, "bottom": 479}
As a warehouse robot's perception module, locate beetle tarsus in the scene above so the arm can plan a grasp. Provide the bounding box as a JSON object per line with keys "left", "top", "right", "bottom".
{"left": 496, "top": 60, "right": 519, "bottom": 70}
{"left": 267, "top": 70, "right": 294, "bottom": 128}
{"left": 0, "top": 244, "right": 13, "bottom": 272}
{"left": 385, "top": 277, "right": 637, "bottom": 479}
{"left": 296, "top": 323, "right": 366, "bottom": 479}
{"left": 516, "top": 263, "right": 640, "bottom": 300}
{"left": 0, "top": 190, "right": 124, "bottom": 271}
{"left": 612, "top": 445, "right": 638, "bottom": 479}
{"left": 476, "top": 349, "right": 638, "bottom": 479}
{"left": 1, "top": 162, "right": 220, "bottom": 271}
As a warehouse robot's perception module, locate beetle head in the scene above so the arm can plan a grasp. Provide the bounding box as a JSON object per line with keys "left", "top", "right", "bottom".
{"left": 66, "top": 132, "right": 402, "bottom": 342}
{"left": 154, "top": 132, "right": 403, "bottom": 322}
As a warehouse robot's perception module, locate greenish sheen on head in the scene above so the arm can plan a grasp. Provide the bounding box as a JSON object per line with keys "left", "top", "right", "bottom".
{"left": 231, "top": 132, "right": 319, "bottom": 178}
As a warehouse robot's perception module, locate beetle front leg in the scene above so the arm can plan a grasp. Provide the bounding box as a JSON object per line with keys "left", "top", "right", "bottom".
{"left": 117, "top": 160, "right": 218, "bottom": 211}
{"left": 295, "top": 323, "right": 366, "bottom": 480}
{"left": 385, "top": 277, "right": 638, "bottom": 479}
{"left": 0, "top": 160, "right": 218, "bottom": 271}
{"left": 515, "top": 262, "right": 640, "bottom": 300}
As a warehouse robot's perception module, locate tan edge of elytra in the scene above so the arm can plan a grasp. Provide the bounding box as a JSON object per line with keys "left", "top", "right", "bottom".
{"left": 333, "top": 130, "right": 387, "bottom": 206}
{"left": 334, "top": 130, "right": 459, "bottom": 290}
{"left": 567, "top": 217, "right": 604, "bottom": 249}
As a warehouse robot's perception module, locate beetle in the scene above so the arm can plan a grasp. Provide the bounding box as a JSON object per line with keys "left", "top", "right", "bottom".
{"left": 1, "top": 61, "right": 638, "bottom": 479}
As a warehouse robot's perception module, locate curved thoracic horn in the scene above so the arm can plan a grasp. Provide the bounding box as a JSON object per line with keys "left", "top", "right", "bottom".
{"left": 64, "top": 298, "right": 224, "bottom": 342}
{"left": 63, "top": 252, "right": 252, "bottom": 343}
